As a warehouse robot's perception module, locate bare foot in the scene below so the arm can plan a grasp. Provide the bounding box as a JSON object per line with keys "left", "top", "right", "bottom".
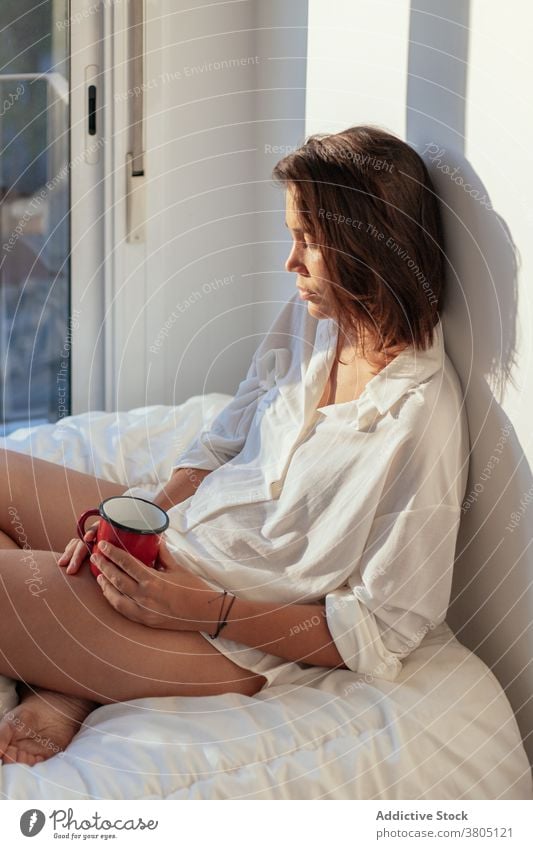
{"left": 0, "top": 684, "right": 97, "bottom": 766}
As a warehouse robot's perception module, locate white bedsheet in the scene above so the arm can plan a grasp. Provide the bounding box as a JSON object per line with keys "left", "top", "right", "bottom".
{"left": 0, "top": 397, "right": 531, "bottom": 800}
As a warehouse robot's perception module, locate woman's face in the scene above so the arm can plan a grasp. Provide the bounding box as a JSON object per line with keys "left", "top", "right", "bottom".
{"left": 284, "top": 186, "right": 332, "bottom": 319}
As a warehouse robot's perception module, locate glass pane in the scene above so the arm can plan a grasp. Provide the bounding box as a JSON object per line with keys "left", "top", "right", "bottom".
{"left": 0, "top": 0, "right": 70, "bottom": 435}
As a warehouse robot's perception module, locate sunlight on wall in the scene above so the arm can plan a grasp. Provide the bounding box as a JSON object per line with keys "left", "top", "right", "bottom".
{"left": 306, "top": 0, "right": 411, "bottom": 136}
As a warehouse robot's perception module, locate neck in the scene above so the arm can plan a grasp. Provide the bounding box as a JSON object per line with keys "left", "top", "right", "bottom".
{"left": 336, "top": 329, "right": 407, "bottom": 368}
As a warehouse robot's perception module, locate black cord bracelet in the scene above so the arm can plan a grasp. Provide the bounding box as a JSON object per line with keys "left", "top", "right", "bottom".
{"left": 207, "top": 590, "right": 237, "bottom": 639}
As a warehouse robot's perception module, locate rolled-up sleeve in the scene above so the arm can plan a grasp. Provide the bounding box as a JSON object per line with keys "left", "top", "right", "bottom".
{"left": 325, "top": 505, "right": 461, "bottom": 681}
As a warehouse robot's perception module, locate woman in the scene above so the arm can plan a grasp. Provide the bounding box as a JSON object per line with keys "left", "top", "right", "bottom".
{"left": 0, "top": 125, "right": 469, "bottom": 766}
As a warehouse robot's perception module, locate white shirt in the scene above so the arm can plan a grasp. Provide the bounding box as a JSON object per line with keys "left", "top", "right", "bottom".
{"left": 161, "top": 292, "right": 470, "bottom": 682}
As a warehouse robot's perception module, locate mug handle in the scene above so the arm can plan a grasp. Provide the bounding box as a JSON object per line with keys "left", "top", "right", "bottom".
{"left": 77, "top": 508, "right": 101, "bottom": 554}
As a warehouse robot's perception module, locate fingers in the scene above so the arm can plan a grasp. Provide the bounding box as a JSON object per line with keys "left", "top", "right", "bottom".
{"left": 57, "top": 538, "right": 77, "bottom": 567}
{"left": 1, "top": 747, "right": 44, "bottom": 766}
{"left": 93, "top": 542, "right": 145, "bottom": 582}
{"left": 157, "top": 537, "right": 177, "bottom": 569}
{"left": 63, "top": 541, "right": 82, "bottom": 574}
{"left": 65, "top": 540, "right": 89, "bottom": 575}
{"left": 2, "top": 745, "right": 18, "bottom": 765}
{"left": 19, "top": 750, "right": 46, "bottom": 766}
{"left": 58, "top": 527, "right": 97, "bottom": 575}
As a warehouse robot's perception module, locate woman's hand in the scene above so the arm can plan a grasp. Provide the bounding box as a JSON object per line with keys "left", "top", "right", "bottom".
{"left": 90, "top": 537, "right": 220, "bottom": 631}
{"left": 58, "top": 526, "right": 99, "bottom": 575}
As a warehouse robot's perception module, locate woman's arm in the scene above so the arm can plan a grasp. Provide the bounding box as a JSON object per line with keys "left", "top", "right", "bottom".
{"left": 149, "top": 476, "right": 347, "bottom": 668}
{"left": 151, "top": 467, "right": 212, "bottom": 511}
{"left": 90, "top": 539, "right": 348, "bottom": 669}
{"left": 215, "top": 596, "right": 348, "bottom": 670}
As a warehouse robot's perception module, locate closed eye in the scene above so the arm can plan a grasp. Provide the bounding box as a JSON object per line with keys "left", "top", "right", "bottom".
{"left": 285, "top": 222, "right": 315, "bottom": 248}
{"left": 294, "top": 235, "right": 315, "bottom": 249}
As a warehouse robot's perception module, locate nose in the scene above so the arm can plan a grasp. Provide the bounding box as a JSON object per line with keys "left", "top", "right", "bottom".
{"left": 285, "top": 240, "right": 309, "bottom": 276}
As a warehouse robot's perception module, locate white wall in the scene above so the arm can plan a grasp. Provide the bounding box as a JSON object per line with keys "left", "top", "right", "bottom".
{"left": 306, "top": 0, "right": 410, "bottom": 136}
{"left": 307, "top": 0, "right": 533, "bottom": 766}
{"left": 251, "top": 0, "right": 309, "bottom": 341}
{"left": 107, "top": 0, "right": 307, "bottom": 410}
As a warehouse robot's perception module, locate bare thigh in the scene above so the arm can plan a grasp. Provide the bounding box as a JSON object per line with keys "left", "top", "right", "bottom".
{"left": 0, "top": 549, "right": 267, "bottom": 701}
{"left": 0, "top": 448, "right": 126, "bottom": 552}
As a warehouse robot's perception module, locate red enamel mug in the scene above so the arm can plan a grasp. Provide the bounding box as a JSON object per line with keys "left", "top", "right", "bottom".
{"left": 77, "top": 496, "right": 170, "bottom": 579}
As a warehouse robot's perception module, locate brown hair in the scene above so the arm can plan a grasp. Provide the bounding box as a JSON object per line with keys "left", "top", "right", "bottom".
{"left": 272, "top": 124, "right": 446, "bottom": 363}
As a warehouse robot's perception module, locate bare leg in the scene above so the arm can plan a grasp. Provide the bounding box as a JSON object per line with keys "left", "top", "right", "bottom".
{"left": 0, "top": 454, "right": 267, "bottom": 765}
{"left": 0, "top": 548, "right": 267, "bottom": 701}
{"left": 0, "top": 448, "right": 126, "bottom": 552}
{"left": 0, "top": 458, "right": 127, "bottom": 765}
{"left": 0, "top": 547, "right": 266, "bottom": 764}
{"left": 0, "top": 525, "right": 99, "bottom": 764}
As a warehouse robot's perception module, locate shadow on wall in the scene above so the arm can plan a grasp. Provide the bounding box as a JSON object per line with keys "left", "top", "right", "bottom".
{"left": 406, "top": 0, "right": 532, "bottom": 769}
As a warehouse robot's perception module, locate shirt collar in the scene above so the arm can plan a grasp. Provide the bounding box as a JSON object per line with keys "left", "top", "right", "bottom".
{"left": 322, "top": 316, "right": 445, "bottom": 430}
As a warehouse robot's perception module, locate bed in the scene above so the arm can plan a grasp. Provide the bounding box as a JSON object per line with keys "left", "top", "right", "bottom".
{"left": 0, "top": 395, "right": 531, "bottom": 799}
